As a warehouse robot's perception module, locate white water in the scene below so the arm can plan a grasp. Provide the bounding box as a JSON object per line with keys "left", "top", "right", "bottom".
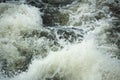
{"left": 0, "top": 0, "right": 120, "bottom": 80}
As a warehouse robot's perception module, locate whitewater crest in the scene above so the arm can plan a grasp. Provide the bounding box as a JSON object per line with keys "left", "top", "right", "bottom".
{"left": 0, "top": 0, "right": 120, "bottom": 80}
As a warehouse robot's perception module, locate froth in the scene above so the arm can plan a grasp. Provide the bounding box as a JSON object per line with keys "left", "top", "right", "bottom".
{"left": 0, "top": 0, "right": 120, "bottom": 80}
{"left": 0, "top": 3, "right": 43, "bottom": 76}
{"left": 0, "top": 3, "right": 42, "bottom": 37}
{"left": 11, "top": 39, "right": 120, "bottom": 80}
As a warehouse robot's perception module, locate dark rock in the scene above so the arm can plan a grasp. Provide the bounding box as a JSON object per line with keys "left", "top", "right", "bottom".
{"left": 42, "top": 13, "right": 69, "bottom": 26}
{"left": 22, "top": 27, "right": 84, "bottom": 43}
{"left": 106, "top": 2, "right": 120, "bottom": 59}
{"left": 107, "top": 3, "right": 120, "bottom": 18}
{"left": 42, "top": 7, "right": 69, "bottom": 26}
{"left": 0, "top": 0, "right": 6, "bottom": 3}
{"left": 1, "top": 0, "right": 26, "bottom": 3}
{"left": 26, "top": 0, "right": 44, "bottom": 8}
{"left": 42, "top": 0, "right": 74, "bottom": 5}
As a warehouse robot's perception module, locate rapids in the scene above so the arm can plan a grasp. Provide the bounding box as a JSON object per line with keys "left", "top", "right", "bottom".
{"left": 0, "top": 0, "right": 120, "bottom": 80}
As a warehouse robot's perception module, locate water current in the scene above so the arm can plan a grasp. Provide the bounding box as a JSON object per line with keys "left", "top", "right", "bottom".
{"left": 0, "top": 0, "right": 120, "bottom": 80}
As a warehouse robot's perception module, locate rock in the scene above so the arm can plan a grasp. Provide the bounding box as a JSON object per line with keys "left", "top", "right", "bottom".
{"left": 26, "top": 0, "right": 44, "bottom": 8}
{"left": 2, "top": 0, "right": 26, "bottom": 3}
{"left": 42, "top": 0, "right": 74, "bottom": 5}
{"left": 42, "top": 12, "right": 69, "bottom": 26}
{"left": 22, "top": 27, "right": 84, "bottom": 43}
{"left": 0, "top": 0, "right": 5, "bottom": 3}
{"left": 42, "top": 7, "right": 69, "bottom": 26}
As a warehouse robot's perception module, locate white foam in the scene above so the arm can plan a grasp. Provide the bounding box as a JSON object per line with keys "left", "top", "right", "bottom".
{"left": 0, "top": 0, "right": 120, "bottom": 80}
{"left": 0, "top": 3, "right": 43, "bottom": 76}
{"left": 11, "top": 38, "right": 120, "bottom": 80}
{"left": 0, "top": 3, "right": 42, "bottom": 37}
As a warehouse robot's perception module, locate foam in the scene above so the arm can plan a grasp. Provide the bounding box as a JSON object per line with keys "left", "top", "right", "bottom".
{"left": 11, "top": 39, "right": 120, "bottom": 80}
{"left": 0, "top": 3, "right": 42, "bottom": 37}
{"left": 0, "top": 0, "right": 120, "bottom": 80}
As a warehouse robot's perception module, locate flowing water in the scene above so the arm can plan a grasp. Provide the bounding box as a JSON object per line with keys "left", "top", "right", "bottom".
{"left": 0, "top": 0, "right": 120, "bottom": 80}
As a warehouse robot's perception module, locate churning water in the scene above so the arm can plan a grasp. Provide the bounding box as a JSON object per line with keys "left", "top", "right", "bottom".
{"left": 0, "top": 0, "right": 120, "bottom": 80}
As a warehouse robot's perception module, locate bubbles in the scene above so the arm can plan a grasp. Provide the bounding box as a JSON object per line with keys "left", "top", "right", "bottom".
{"left": 0, "top": 3, "right": 43, "bottom": 77}
{"left": 10, "top": 39, "right": 120, "bottom": 80}
{"left": 0, "top": 0, "right": 120, "bottom": 80}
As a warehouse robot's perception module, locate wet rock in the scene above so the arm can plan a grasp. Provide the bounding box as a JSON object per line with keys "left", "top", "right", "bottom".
{"left": 56, "top": 28, "right": 83, "bottom": 42}
{"left": 107, "top": 2, "right": 120, "bottom": 53}
{"left": 26, "top": 0, "right": 44, "bottom": 8}
{"left": 42, "top": 0, "right": 74, "bottom": 5}
{"left": 108, "top": 3, "right": 120, "bottom": 18}
{"left": 22, "top": 27, "right": 84, "bottom": 43}
{"left": 0, "top": 0, "right": 6, "bottom": 3}
{"left": 42, "top": 7, "right": 69, "bottom": 26}
{"left": 106, "top": 1, "right": 120, "bottom": 51}
{"left": 1, "top": 0, "right": 26, "bottom": 3}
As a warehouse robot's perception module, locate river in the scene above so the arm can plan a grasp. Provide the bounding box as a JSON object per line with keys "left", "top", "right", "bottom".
{"left": 0, "top": 0, "right": 120, "bottom": 80}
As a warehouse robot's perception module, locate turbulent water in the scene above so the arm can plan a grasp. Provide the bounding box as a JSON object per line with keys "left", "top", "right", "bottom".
{"left": 0, "top": 0, "right": 120, "bottom": 80}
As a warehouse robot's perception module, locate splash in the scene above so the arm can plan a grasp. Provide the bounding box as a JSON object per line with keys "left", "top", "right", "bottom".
{"left": 10, "top": 38, "right": 120, "bottom": 80}
{"left": 0, "top": 0, "right": 120, "bottom": 80}
{"left": 0, "top": 3, "right": 43, "bottom": 77}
